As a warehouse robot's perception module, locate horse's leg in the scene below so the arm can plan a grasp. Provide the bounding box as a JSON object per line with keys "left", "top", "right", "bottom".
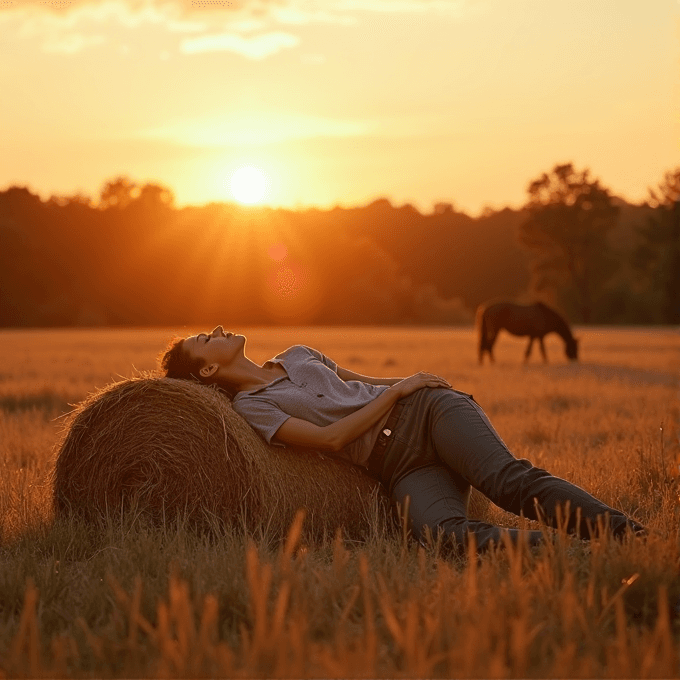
{"left": 488, "top": 331, "right": 497, "bottom": 363}
{"left": 524, "top": 337, "right": 534, "bottom": 362}
{"left": 478, "top": 311, "right": 494, "bottom": 364}
{"left": 539, "top": 337, "right": 547, "bottom": 363}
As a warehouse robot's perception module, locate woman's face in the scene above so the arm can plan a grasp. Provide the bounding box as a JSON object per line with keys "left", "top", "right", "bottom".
{"left": 183, "top": 325, "right": 246, "bottom": 369}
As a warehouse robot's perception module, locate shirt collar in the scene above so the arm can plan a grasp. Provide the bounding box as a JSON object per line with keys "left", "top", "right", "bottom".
{"left": 234, "top": 358, "right": 290, "bottom": 398}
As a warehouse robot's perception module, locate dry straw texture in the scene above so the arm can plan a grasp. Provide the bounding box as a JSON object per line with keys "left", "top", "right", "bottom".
{"left": 52, "top": 375, "right": 392, "bottom": 540}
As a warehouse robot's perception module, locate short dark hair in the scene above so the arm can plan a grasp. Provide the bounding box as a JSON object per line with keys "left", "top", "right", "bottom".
{"left": 160, "top": 337, "right": 205, "bottom": 381}
{"left": 159, "top": 336, "right": 237, "bottom": 399}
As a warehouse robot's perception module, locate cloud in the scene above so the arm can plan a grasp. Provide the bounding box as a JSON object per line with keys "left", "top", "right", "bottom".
{"left": 141, "top": 113, "right": 372, "bottom": 146}
{"left": 267, "top": 5, "right": 356, "bottom": 26}
{"left": 1, "top": 0, "right": 245, "bottom": 22}
{"left": 180, "top": 30, "right": 298, "bottom": 57}
{"left": 4, "top": 0, "right": 212, "bottom": 29}
{"left": 0, "top": 0, "right": 219, "bottom": 53}
{"left": 42, "top": 30, "right": 105, "bottom": 50}
{"left": 1, "top": 0, "right": 467, "bottom": 55}
{"left": 2, "top": 0, "right": 295, "bottom": 56}
{"left": 2, "top": 0, "right": 467, "bottom": 22}
{"left": 332, "top": 0, "right": 464, "bottom": 12}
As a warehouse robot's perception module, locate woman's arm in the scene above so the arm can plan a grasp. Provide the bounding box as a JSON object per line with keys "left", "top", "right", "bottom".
{"left": 274, "top": 372, "right": 451, "bottom": 452}
{"left": 336, "top": 365, "right": 403, "bottom": 386}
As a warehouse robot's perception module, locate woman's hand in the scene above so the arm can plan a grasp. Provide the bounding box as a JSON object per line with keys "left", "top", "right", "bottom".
{"left": 391, "top": 372, "right": 452, "bottom": 399}
{"left": 275, "top": 371, "right": 451, "bottom": 452}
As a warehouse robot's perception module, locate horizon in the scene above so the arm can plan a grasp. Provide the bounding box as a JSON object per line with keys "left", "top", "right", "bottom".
{"left": 0, "top": 166, "right": 658, "bottom": 216}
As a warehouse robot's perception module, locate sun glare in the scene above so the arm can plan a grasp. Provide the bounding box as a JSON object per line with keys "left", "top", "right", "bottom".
{"left": 229, "top": 166, "right": 269, "bottom": 205}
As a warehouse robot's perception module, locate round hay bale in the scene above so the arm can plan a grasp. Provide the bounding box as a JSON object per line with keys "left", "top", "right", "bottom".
{"left": 52, "top": 376, "right": 394, "bottom": 541}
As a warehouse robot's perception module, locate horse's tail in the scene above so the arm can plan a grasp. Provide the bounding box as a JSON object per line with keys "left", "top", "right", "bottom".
{"left": 476, "top": 304, "right": 488, "bottom": 360}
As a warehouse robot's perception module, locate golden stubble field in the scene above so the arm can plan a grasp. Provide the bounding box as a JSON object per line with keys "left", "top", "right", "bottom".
{"left": 0, "top": 325, "right": 678, "bottom": 678}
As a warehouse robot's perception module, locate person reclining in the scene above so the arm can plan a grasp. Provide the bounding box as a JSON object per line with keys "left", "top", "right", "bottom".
{"left": 161, "top": 326, "right": 646, "bottom": 552}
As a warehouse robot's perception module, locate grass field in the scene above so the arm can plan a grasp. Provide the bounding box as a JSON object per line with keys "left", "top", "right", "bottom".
{"left": 0, "top": 325, "right": 678, "bottom": 677}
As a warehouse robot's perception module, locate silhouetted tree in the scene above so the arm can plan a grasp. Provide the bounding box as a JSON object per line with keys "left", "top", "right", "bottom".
{"left": 48, "top": 192, "right": 93, "bottom": 207}
{"left": 633, "top": 168, "right": 680, "bottom": 323}
{"left": 2, "top": 168, "right": 660, "bottom": 328}
{"left": 99, "top": 176, "right": 138, "bottom": 209}
{"left": 336, "top": 200, "right": 529, "bottom": 312}
{"left": 433, "top": 202, "right": 454, "bottom": 215}
{"left": 137, "top": 182, "right": 175, "bottom": 209}
{"left": 519, "top": 163, "right": 619, "bottom": 322}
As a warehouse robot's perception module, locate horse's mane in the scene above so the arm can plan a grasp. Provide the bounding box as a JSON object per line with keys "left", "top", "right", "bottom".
{"left": 535, "top": 301, "right": 554, "bottom": 313}
{"left": 534, "top": 302, "right": 573, "bottom": 338}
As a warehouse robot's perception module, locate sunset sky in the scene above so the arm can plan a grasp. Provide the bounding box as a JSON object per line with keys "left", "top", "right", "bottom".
{"left": 1, "top": 0, "right": 678, "bottom": 213}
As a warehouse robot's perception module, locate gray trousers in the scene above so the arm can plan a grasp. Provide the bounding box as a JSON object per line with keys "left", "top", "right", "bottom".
{"left": 375, "top": 388, "right": 642, "bottom": 552}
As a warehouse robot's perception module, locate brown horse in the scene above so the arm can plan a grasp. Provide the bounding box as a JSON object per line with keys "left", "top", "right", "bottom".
{"left": 476, "top": 301, "right": 578, "bottom": 364}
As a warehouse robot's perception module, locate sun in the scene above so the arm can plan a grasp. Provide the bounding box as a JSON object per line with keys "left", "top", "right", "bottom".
{"left": 229, "top": 166, "right": 269, "bottom": 205}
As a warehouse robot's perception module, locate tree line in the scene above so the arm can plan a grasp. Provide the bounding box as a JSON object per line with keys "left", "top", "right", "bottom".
{"left": 0, "top": 163, "right": 677, "bottom": 327}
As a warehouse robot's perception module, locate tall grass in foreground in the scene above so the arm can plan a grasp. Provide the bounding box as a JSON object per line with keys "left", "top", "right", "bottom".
{"left": 1, "top": 511, "right": 680, "bottom": 678}
{"left": 0, "top": 326, "right": 678, "bottom": 677}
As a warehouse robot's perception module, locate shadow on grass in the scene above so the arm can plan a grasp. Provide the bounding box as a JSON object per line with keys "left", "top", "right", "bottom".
{"left": 525, "top": 362, "right": 678, "bottom": 387}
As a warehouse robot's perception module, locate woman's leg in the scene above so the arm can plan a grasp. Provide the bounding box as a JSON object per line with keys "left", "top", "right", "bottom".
{"left": 429, "top": 391, "right": 644, "bottom": 538}
{"left": 391, "top": 463, "right": 545, "bottom": 553}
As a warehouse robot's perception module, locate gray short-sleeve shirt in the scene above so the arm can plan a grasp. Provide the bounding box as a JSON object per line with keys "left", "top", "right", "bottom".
{"left": 232, "top": 345, "right": 390, "bottom": 466}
